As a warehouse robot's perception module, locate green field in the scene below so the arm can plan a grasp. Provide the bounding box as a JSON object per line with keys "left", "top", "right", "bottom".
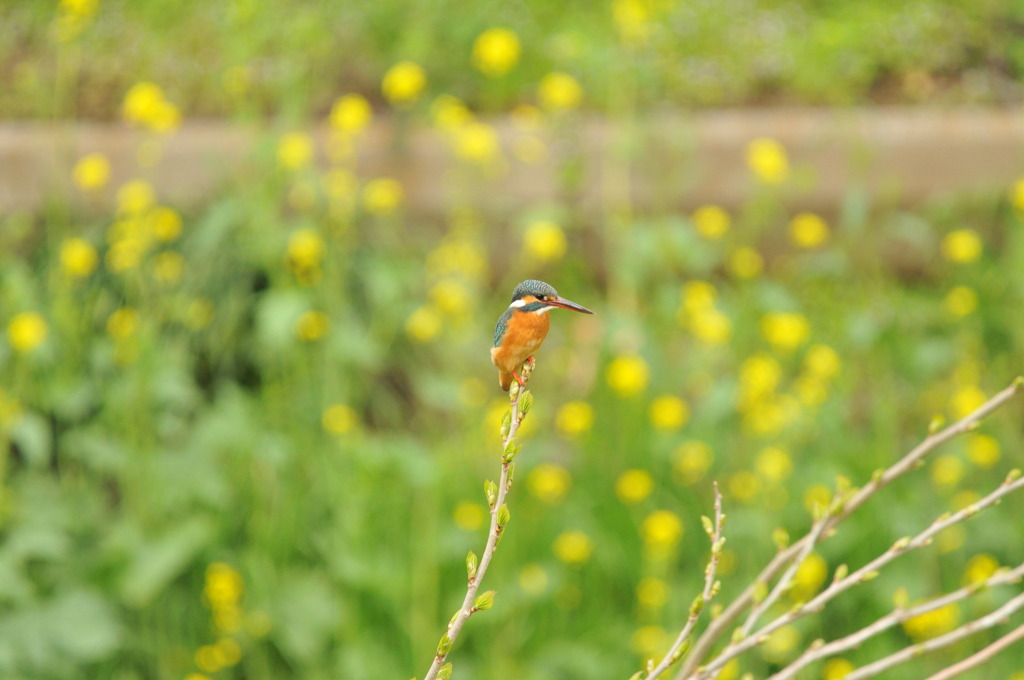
{"left": 3, "top": 2, "right": 1024, "bottom": 679}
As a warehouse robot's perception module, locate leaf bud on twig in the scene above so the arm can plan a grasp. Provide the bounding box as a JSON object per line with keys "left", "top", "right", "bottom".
{"left": 484, "top": 480, "right": 497, "bottom": 507}
{"left": 437, "top": 662, "right": 453, "bottom": 680}
{"left": 466, "top": 551, "right": 478, "bottom": 581}
{"left": 496, "top": 503, "right": 511, "bottom": 527}
{"left": 437, "top": 634, "right": 453, "bottom": 657}
{"left": 473, "top": 590, "right": 496, "bottom": 611}
{"left": 772, "top": 528, "right": 789, "bottom": 550}
{"left": 519, "top": 390, "right": 534, "bottom": 415}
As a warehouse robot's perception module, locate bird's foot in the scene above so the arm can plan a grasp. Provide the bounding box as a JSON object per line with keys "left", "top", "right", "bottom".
{"left": 512, "top": 369, "right": 526, "bottom": 387}
{"left": 527, "top": 355, "right": 535, "bottom": 367}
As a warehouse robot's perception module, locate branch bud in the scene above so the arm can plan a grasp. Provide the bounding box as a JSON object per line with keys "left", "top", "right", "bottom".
{"left": 928, "top": 414, "right": 945, "bottom": 434}
{"left": 437, "top": 634, "right": 453, "bottom": 657}
{"left": 752, "top": 581, "right": 768, "bottom": 604}
{"left": 670, "top": 639, "right": 691, "bottom": 662}
{"left": 860, "top": 570, "right": 880, "bottom": 583}
{"left": 484, "top": 480, "right": 498, "bottom": 507}
{"left": 627, "top": 673, "right": 645, "bottom": 680}
{"left": 711, "top": 580, "right": 721, "bottom": 597}
{"left": 833, "top": 564, "right": 849, "bottom": 582}
{"left": 473, "top": 590, "right": 496, "bottom": 611}
{"left": 466, "top": 551, "right": 478, "bottom": 582}
{"left": 437, "top": 663, "right": 453, "bottom": 680}
{"left": 690, "top": 594, "right": 705, "bottom": 616}
{"left": 507, "top": 462, "right": 516, "bottom": 483}
{"left": 701, "top": 515, "right": 714, "bottom": 537}
{"left": 519, "top": 390, "right": 534, "bottom": 415}
{"left": 509, "top": 382, "right": 520, "bottom": 400}
{"left": 500, "top": 410, "right": 512, "bottom": 438}
{"left": 772, "top": 528, "right": 790, "bottom": 551}
{"left": 1013, "top": 375, "right": 1024, "bottom": 389}
{"left": 497, "top": 503, "right": 511, "bottom": 527}
{"left": 1007, "top": 468, "right": 1022, "bottom": 483}
{"left": 892, "top": 536, "right": 911, "bottom": 551}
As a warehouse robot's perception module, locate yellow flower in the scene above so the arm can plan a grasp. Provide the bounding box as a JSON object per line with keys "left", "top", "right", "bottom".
{"left": 322, "top": 404, "right": 357, "bottom": 434}
{"left": 1012, "top": 178, "right": 1024, "bottom": 211}
{"left": 803, "top": 484, "right": 832, "bottom": 515}
{"left": 823, "top": 658, "right": 855, "bottom": 680}
{"left": 454, "top": 122, "right": 500, "bottom": 164}
{"left": 937, "top": 525, "right": 966, "bottom": 553}
{"left": 453, "top": 501, "right": 486, "bottom": 531}
{"left": 966, "top": 433, "right": 1000, "bottom": 468}
{"left": 739, "top": 353, "right": 783, "bottom": 396}
{"left": 286, "top": 228, "right": 325, "bottom": 278}
{"left": 794, "top": 376, "right": 828, "bottom": 407}
{"left": 789, "top": 212, "right": 829, "bottom": 249}
{"left": 59, "top": 238, "right": 99, "bottom": 278}
{"left": 729, "top": 247, "right": 764, "bottom": 279}
{"left": 636, "top": 577, "right": 668, "bottom": 609}
{"left": 728, "top": 470, "right": 761, "bottom": 503}
{"left": 72, "top": 152, "right": 110, "bottom": 191}
{"left": 762, "top": 625, "right": 801, "bottom": 663}
{"left": 746, "top": 137, "right": 789, "bottom": 184}
{"left": 613, "top": 0, "right": 651, "bottom": 45}
{"left": 616, "top": 469, "right": 654, "bottom": 504}
{"left": 761, "top": 312, "right": 810, "bottom": 352}
{"left": 680, "top": 280, "right": 716, "bottom": 313}
{"left": 649, "top": 395, "right": 689, "bottom": 431}
{"left": 962, "top": 553, "right": 999, "bottom": 587}
{"left": 791, "top": 553, "right": 828, "bottom": 600}
{"left": 122, "top": 82, "right": 180, "bottom": 133}
{"left": 204, "top": 562, "right": 243, "bottom": 609}
{"left": 641, "top": 510, "right": 684, "bottom": 550}
{"left": 405, "top": 306, "right": 442, "bottom": 342}
{"left": 472, "top": 27, "right": 520, "bottom": 77}
{"left": 944, "top": 286, "right": 977, "bottom": 317}
{"left": 277, "top": 132, "right": 314, "bottom": 171}
{"left": 151, "top": 206, "right": 182, "bottom": 241}
{"left": 606, "top": 354, "right": 649, "bottom": 397}
{"left": 804, "top": 344, "right": 840, "bottom": 379}
{"left": 185, "top": 674, "right": 211, "bottom": 680}
{"left": 8, "top": 312, "right": 48, "bottom": 352}
{"left": 295, "top": 310, "right": 330, "bottom": 341}
{"left": 690, "top": 308, "right": 732, "bottom": 345}
{"left": 431, "top": 95, "right": 473, "bottom": 131}
{"left": 631, "top": 625, "right": 670, "bottom": 659}
{"left": 930, "top": 454, "right": 964, "bottom": 486}
{"left": 527, "top": 463, "right": 572, "bottom": 505}
{"left": 756, "top": 446, "right": 793, "bottom": 482}
{"left": 674, "top": 441, "right": 712, "bottom": 484}
{"left": 556, "top": 400, "right": 594, "bottom": 437}
{"left": 116, "top": 180, "right": 156, "bottom": 215}
{"left": 538, "top": 72, "right": 583, "bottom": 111}
{"left": 519, "top": 563, "right": 549, "bottom": 596}
{"left": 106, "top": 307, "right": 139, "bottom": 339}
{"left": 950, "top": 384, "right": 985, "bottom": 419}
{"left": 692, "top": 205, "right": 730, "bottom": 239}
{"left": 329, "top": 94, "right": 372, "bottom": 135}
{"left": 553, "top": 530, "right": 593, "bottom": 566}
{"left": 152, "top": 251, "right": 185, "bottom": 283}
{"left": 523, "top": 220, "right": 567, "bottom": 261}
{"left": 382, "top": 61, "right": 426, "bottom": 106}
{"left": 941, "top": 229, "right": 982, "bottom": 264}
{"left": 902, "top": 602, "right": 960, "bottom": 640}
{"left": 363, "top": 178, "right": 403, "bottom": 216}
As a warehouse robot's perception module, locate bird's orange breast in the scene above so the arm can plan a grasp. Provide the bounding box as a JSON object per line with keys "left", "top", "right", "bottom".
{"left": 490, "top": 310, "right": 550, "bottom": 374}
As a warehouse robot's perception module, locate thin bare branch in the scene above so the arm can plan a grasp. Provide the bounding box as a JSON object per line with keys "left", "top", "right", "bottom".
{"left": 770, "top": 562, "right": 1024, "bottom": 680}
{"left": 845, "top": 591, "right": 1024, "bottom": 680}
{"left": 693, "top": 469, "right": 1024, "bottom": 679}
{"left": 644, "top": 483, "right": 725, "bottom": 680}
{"left": 674, "top": 377, "right": 1024, "bottom": 680}
{"left": 925, "top": 623, "right": 1024, "bottom": 680}
{"left": 422, "top": 362, "right": 535, "bottom": 680}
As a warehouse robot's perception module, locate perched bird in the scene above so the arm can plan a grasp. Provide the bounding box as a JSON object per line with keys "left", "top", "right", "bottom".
{"left": 490, "top": 280, "right": 594, "bottom": 391}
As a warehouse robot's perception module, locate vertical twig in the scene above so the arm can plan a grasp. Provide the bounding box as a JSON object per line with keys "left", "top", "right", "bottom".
{"left": 422, "top": 362, "right": 535, "bottom": 680}
{"left": 643, "top": 482, "right": 725, "bottom": 679}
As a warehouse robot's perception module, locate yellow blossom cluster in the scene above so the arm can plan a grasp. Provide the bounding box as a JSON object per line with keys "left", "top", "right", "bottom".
{"left": 606, "top": 354, "right": 650, "bottom": 397}
{"left": 556, "top": 400, "right": 594, "bottom": 437}
{"left": 7, "top": 312, "right": 48, "bottom": 353}
{"left": 103, "top": 180, "right": 185, "bottom": 276}
{"left": 673, "top": 440, "right": 713, "bottom": 485}
{"left": 691, "top": 204, "right": 730, "bottom": 239}
{"left": 407, "top": 216, "right": 489, "bottom": 343}
{"left": 54, "top": 0, "right": 98, "bottom": 42}
{"left": 746, "top": 137, "right": 789, "bottom": 185}
{"left": 641, "top": 509, "right": 684, "bottom": 559}
{"left": 615, "top": 469, "right": 654, "bottom": 504}
{"left": 677, "top": 280, "right": 731, "bottom": 345}
{"left": 285, "top": 228, "right": 325, "bottom": 284}
{"left": 523, "top": 220, "right": 568, "bottom": 262}
{"left": 472, "top": 28, "right": 521, "bottom": 77}
{"left": 527, "top": 463, "right": 572, "bottom": 504}
{"left": 322, "top": 403, "right": 357, "bottom": 435}
{"left": 382, "top": 61, "right": 426, "bottom": 107}
{"left": 553, "top": 530, "right": 593, "bottom": 566}
{"left": 123, "top": 82, "right": 181, "bottom": 133}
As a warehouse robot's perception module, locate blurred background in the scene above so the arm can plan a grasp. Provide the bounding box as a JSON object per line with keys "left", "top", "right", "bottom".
{"left": 2, "top": 1, "right": 1024, "bottom": 678}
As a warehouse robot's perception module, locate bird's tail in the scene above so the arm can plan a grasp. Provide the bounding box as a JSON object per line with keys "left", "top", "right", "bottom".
{"left": 498, "top": 371, "right": 513, "bottom": 391}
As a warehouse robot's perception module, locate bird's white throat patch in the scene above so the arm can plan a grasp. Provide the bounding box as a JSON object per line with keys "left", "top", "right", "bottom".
{"left": 533, "top": 306, "right": 555, "bottom": 315}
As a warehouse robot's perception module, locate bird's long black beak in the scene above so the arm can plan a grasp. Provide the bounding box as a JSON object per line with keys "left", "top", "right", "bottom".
{"left": 549, "top": 296, "right": 594, "bottom": 314}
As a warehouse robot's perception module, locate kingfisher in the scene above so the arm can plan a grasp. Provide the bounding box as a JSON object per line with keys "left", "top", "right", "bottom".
{"left": 490, "top": 280, "right": 594, "bottom": 391}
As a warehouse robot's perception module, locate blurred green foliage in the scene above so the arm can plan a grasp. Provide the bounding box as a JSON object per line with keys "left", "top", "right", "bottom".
{"left": 3, "top": 2, "right": 1024, "bottom": 680}
{"left": 4, "top": 0, "right": 1024, "bottom": 118}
